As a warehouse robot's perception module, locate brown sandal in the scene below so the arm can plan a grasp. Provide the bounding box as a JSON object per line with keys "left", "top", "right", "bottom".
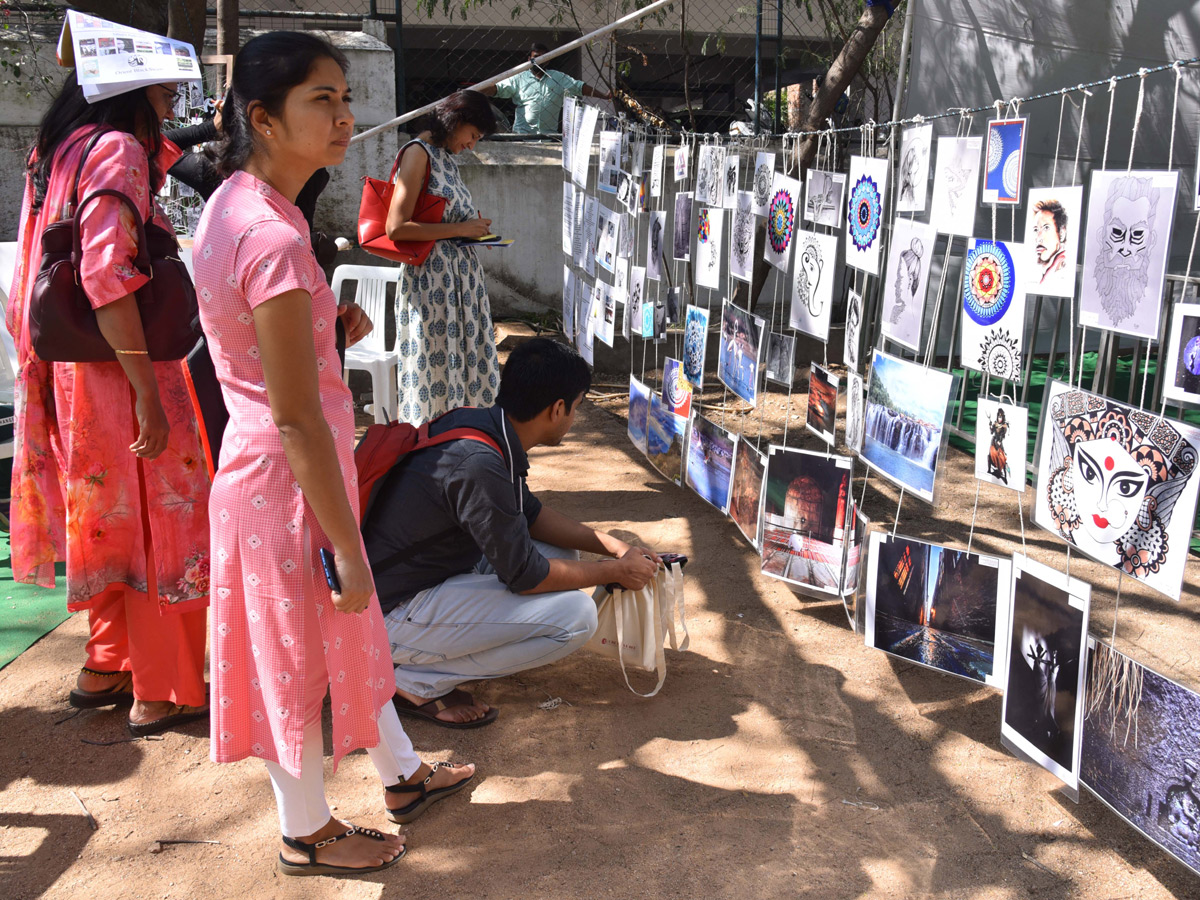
{"left": 127, "top": 703, "right": 209, "bottom": 737}
{"left": 69, "top": 667, "right": 134, "bottom": 709}
{"left": 391, "top": 688, "right": 498, "bottom": 729}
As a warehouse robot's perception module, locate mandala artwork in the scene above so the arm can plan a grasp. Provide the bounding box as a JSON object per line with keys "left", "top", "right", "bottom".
{"left": 752, "top": 153, "right": 774, "bottom": 214}
{"left": 978, "top": 329, "right": 1022, "bottom": 381}
{"left": 963, "top": 240, "right": 1015, "bottom": 326}
{"left": 768, "top": 189, "right": 795, "bottom": 254}
{"left": 961, "top": 238, "right": 1026, "bottom": 382}
{"left": 848, "top": 177, "right": 882, "bottom": 253}
{"left": 983, "top": 118, "right": 1026, "bottom": 204}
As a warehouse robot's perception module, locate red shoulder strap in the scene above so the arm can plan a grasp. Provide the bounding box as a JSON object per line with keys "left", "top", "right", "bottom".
{"left": 411, "top": 425, "right": 502, "bottom": 457}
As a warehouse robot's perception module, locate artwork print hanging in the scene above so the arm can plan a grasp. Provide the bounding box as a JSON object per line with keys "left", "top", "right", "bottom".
{"left": 628, "top": 375, "right": 651, "bottom": 454}
{"left": 974, "top": 398, "right": 1029, "bottom": 492}
{"left": 960, "top": 237, "right": 1028, "bottom": 382}
{"left": 646, "top": 210, "right": 666, "bottom": 282}
{"left": 861, "top": 349, "right": 956, "bottom": 504}
{"left": 682, "top": 305, "right": 709, "bottom": 388}
{"left": 929, "top": 135, "right": 982, "bottom": 236}
{"left": 896, "top": 123, "right": 933, "bottom": 214}
{"left": 844, "top": 155, "right": 889, "bottom": 274}
{"left": 764, "top": 173, "right": 801, "bottom": 272}
{"left": 1161, "top": 302, "right": 1200, "bottom": 405}
{"left": 804, "top": 170, "right": 845, "bottom": 229}
{"left": 728, "top": 442, "right": 766, "bottom": 549}
{"left": 673, "top": 191, "right": 693, "bottom": 261}
{"left": 1024, "top": 186, "right": 1083, "bottom": 299}
{"left": 760, "top": 447, "right": 854, "bottom": 595}
{"left": 730, "top": 190, "right": 755, "bottom": 283}
{"left": 1078, "top": 169, "right": 1179, "bottom": 341}
{"left": 685, "top": 416, "right": 737, "bottom": 513}
{"left": 1081, "top": 639, "right": 1200, "bottom": 878}
{"left": 981, "top": 117, "right": 1026, "bottom": 204}
{"left": 880, "top": 218, "right": 936, "bottom": 351}
{"left": 1001, "top": 554, "right": 1091, "bottom": 791}
{"left": 723, "top": 152, "right": 740, "bottom": 209}
{"left": 844, "top": 289, "right": 863, "bottom": 374}
{"left": 845, "top": 372, "right": 865, "bottom": 453}
{"left": 718, "top": 300, "right": 764, "bottom": 406}
{"left": 752, "top": 151, "right": 776, "bottom": 217}
{"left": 695, "top": 207, "right": 724, "bottom": 290}
{"left": 790, "top": 228, "right": 837, "bottom": 341}
{"left": 1032, "top": 380, "right": 1200, "bottom": 602}
{"left": 865, "top": 532, "right": 1012, "bottom": 687}
{"left": 662, "top": 357, "right": 693, "bottom": 416}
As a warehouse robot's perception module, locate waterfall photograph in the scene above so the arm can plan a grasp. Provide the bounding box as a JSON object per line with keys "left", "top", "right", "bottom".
{"left": 861, "top": 350, "right": 957, "bottom": 503}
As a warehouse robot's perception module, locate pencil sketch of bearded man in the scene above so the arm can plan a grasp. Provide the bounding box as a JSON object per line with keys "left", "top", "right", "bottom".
{"left": 1094, "top": 174, "right": 1156, "bottom": 326}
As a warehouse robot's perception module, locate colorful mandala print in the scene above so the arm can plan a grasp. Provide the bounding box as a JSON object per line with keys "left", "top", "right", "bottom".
{"left": 697, "top": 208, "right": 711, "bottom": 243}
{"left": 963, "top": 239, "right": 1014, "bottom": 325}
{"left": 768, "top": 189, "right": 794, "bottom": 254}
{"left": 847, "top": 175, "right": 882, "bottom": 252}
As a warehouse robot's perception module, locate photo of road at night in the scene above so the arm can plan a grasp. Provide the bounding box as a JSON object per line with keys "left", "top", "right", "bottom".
{"left": 867, "top": 534, "right": 1010, "bottom": 685}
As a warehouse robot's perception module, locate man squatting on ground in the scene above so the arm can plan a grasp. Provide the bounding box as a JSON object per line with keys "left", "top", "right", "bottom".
{"left": 363, "top": 338, "right": 661, "bottom": 726}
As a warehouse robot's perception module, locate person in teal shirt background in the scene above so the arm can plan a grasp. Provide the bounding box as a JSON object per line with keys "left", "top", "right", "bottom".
{"left": 482, "top": 43, "right": 612, "bottom": 134}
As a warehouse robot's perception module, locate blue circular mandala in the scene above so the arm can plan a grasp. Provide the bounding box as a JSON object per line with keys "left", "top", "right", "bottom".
{"left": 962, "top": 239, "right": 1015, "bottom": 326}
{"left": 847, "top": 175, "right": 882, "bottom": 252}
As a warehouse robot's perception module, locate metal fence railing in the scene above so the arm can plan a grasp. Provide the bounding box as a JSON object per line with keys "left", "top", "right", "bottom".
{"left": 193, "top": 2, "right": 906, "bottom": 136}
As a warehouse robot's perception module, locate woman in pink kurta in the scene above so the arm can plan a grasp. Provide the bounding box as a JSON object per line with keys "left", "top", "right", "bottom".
{"left": 194, "top": 32, "right": 474, "bottom": 877}
{"left": 7, "top": 73, "right": 210, "bottom": 733}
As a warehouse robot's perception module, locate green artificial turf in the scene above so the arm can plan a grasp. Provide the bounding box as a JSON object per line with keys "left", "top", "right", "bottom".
{"left": 0, "top": 534, "right": 69, "bottom": 671}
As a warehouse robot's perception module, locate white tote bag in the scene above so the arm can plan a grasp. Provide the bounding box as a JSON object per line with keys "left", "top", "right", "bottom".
{"left": 586, "top": 561, "right": 688, "bottom": 697}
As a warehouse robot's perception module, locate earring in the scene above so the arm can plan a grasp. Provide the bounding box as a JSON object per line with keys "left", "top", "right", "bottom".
{"left": 265, "top": 129, "right": 272, "bottom": 136}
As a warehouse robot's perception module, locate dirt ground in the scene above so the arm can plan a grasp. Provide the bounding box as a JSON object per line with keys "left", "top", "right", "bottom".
{"left": 3, "top": 358, "right": 1200, "bottom": 899}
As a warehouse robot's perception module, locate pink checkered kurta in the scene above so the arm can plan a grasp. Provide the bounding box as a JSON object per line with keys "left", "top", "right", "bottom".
{"left": 193, "top": 171, "right": 394, "bottom": 778}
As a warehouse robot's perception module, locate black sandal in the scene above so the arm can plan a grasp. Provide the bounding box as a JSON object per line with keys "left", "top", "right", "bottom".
{"left": 277, "top": 824, "right": 406, "bottom": 877}
{"left": 385, "top": 761, "right": 476, "bottom": 824}
{"left": 69, "top": 667, "right": 134, "bottom": 709}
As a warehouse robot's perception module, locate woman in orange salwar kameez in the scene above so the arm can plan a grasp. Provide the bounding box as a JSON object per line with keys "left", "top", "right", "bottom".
{"left": 6, "top": 72, "right": 211, "bottom": 736}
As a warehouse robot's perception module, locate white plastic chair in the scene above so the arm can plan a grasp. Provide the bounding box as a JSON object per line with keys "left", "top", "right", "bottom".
{"left": 331, "top": 264, "right": 401, "bottom": 424}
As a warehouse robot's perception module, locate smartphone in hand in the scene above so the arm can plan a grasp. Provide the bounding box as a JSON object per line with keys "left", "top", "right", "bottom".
{"left": 318, "top": 547, "right": 341, "bottom": 592}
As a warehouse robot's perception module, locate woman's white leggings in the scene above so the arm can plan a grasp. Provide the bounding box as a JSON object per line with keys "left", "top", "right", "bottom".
{"left": 264, "top": 587, "right": 422, "bottom": 837}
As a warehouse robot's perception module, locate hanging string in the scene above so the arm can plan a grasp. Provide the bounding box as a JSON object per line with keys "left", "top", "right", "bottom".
{"left": 1050, "top": 92, "right": 1066, "bottom": 188}
{"left": 965, "top": 479, "right": 982, "bottom": 555}
{"left": 1016, "top": 482, "right": 1028, "bottom": 557}
{"left": 1126, "top": 68, "right": 1149, "bottom": 171}
{"left": 1167, "top": 62, "right": 1183, "bottom": 170}
{"left": 1070, "top": 88, "right": 1091, "bottom": 186}
{"left": 1100, "top": 76, "right": 1118, "bottom": 169}
{"left": 890, "top": 488, "right": 905, "bottom": 537}
{"left": 1184, "top": 214, "right": 1200, "bottom": 300}
{"left": 1111, "top": 571, "right": 1123, "bottom": 644}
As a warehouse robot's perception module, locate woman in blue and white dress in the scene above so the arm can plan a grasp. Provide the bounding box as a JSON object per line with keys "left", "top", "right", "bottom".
{"left": 386, "top": 91, "right": 500, "bottom": 424}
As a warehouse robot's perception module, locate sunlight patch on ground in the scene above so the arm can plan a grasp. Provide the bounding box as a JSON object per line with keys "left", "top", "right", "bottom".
{"left": 469, "top": 771, "right": 582, "bottom": 805}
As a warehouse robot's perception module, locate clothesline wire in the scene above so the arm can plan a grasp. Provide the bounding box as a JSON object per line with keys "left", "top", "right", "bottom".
{"left": 674, "top": 55, "right": 1200, "bottom": 142}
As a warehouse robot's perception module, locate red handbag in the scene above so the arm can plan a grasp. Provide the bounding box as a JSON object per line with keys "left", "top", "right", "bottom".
{"left": 357, "top": 142, "right": 447, "bottom": 265}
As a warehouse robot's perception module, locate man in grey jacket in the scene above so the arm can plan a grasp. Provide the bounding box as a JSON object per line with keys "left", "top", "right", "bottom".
{"left": 363, "top": 339, "right": 659, "bottom": 728}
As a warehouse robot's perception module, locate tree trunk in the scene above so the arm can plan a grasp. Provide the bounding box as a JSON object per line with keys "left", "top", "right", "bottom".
{"left": 70, "top": 0, "right": 207, "bottom": 52}
{"left": 796, "top": 4, "right": 893, "bottom": 170}
{"left": 168, "top": 0, "right": 208, "bottom": 53}
{"left": 734, "top": 4, "right": 894, "bottom": 313}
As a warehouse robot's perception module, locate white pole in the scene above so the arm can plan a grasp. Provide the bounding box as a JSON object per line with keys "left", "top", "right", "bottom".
{"left": 350, "top": 0, "right": 678, "bottom": 145}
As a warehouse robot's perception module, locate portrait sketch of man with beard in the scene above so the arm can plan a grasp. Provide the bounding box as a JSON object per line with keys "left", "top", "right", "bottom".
{"left": 1079, "top": 170, "right": 1179, "bottom": 341}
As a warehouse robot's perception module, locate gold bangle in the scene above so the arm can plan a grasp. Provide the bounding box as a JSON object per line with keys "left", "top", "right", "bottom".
{"left": 114, "top": 349, "right": 150, "bottom": 356}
